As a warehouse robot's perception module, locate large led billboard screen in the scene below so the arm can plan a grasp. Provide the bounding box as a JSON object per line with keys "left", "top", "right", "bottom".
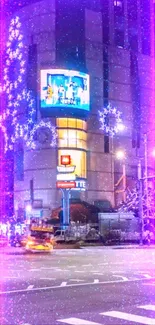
{"left": 40, "top": 69, "right": 90, "bottom": 117}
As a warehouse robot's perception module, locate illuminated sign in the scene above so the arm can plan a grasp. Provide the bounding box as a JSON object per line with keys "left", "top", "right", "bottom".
{"left": 57, "top": 166, "right": 75, "bottom": 173}
{"left": 61, "top": 155, "right": 71, "bottom": 166}
{"left": 40, "top": 69, "right": 90, "bottom": 117}
{"left": 57, "top": 173, "right": 76, "bottom": 181}
{"left": 56, "top": 181, "right": 76, "bottom": 189}
{"left": 72, "top": 180, "right": 86, "bottom": 191}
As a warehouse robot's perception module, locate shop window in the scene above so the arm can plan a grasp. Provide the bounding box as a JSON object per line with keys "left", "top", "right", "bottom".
{"left": 58, "top": 129, "right": 87, "bottom": 150}
{"left": 57, "top": 118, "right": 68, "bottom": 128}
{"left": 68, "top": 118, "right": 76, "bottom": 128}
{"left": 57, "top": 118, "right": 87, "bottom": 131}
{"left": 58, "top": 149, "right": 87, "bottom": 179}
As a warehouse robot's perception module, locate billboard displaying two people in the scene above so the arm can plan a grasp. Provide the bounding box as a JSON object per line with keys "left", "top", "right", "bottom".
{"left": 40, "top": 69, "right": 90, "bottom": 116}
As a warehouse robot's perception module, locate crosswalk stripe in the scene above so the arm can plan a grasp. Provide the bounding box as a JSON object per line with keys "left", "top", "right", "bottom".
{"left": 100, "top": 311, "right": 155, "bottom": 324}
{"left": 139, "top": 305, "right": 155, "bottom": 311}
{"left": 57, "top": 317, "right": 102, "bottom": 325}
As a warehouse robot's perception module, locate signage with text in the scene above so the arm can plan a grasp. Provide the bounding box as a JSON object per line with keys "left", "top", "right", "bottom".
{"left": 73, "top": 180, "right": 86, "bottom": 191}
{"left": 56, "top": 181, "right": 76, "bottom": 189}
{"left": 60, "top": 155, "right": 71, "bottom": 166}
{"left": 57, "top": 173, "right": 76, "bottom": 181}
{"left": 57, "top": 166, "right": 75, "bottom": 173}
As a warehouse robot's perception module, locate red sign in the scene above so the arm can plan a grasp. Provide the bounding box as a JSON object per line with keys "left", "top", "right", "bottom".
{"left": 60, "top": 155, "right": 71, "bottom": 166}
{"left": 56, "top": 181, "right": 76, "bottom": 189}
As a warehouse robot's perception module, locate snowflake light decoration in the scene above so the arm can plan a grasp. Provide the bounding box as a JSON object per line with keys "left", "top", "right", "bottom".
{"left": 98, "top": 105, "right": 123, "bottom": 136}
{"left": 26, "top": 120, "right": 57, "bottom": 150}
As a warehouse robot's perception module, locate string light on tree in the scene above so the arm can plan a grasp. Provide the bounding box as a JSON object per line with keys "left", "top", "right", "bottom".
{"left": 98, "top": 105, "right": 123, "bottom": 136}
{"left": 0, "top": 15, "right": 57, "bottom": 152}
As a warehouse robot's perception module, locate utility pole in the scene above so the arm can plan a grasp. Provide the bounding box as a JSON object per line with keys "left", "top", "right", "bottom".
{"left": 137, "top": 160, "right": 144, "bottom": 245}
{"left": 144, "top": 134, "right": 149, "bottom": 219}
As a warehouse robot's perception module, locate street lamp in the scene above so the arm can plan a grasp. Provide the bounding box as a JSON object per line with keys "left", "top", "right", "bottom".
{"left": 26, "top": 204, "right": 32, "bottom": 213}
{"left": 115, "top": 150, "right": 126, "bottom": 202}
{"left": 116, "top": 123, "right": 126, "bottom": 132}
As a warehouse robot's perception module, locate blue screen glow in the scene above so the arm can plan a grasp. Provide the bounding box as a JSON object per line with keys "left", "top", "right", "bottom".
{"left": 40, "top": 69, "right": 90, "bottom": 112}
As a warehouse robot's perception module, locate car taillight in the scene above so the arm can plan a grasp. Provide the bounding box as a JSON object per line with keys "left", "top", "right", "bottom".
{"left": 27, "top": 240, "right": 35, "bottom": 245}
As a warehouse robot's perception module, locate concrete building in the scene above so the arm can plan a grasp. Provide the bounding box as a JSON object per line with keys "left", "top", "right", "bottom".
{"left": 2, "top": 0, "right": 155, "bottom": 219}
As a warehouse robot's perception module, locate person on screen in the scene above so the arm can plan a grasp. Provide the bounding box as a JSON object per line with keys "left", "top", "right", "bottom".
{"left": 46, "top": 84, "right": 53, "bottom": 101}
{"left": 66, "top": 82, "right": 74, "bottom": 104}
{"left": 58, "top": 84, "right": 65, "bottom": 104}
{"left": 77, "top": 86, "right": 84, "bottom": 105}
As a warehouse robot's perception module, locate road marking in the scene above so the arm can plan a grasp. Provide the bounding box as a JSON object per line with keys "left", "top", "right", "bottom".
{"left": 27, "top": 285, "right": 34, "bottom": 290}
{"left": 1, "top": 277, "right": 155, "bottom": 295}
{"left": 75, "top": 271, "right": 85, "bottom": 273}
{"left": 98, "top": 263, "right": 108, "bottom": 266}
{"left": 60, "top": 282, "right": 67, "bottom": 287}
{"left": 70, "top": 279, "right": 84, "bottom": 282}
{"left": 4, "top": 276, "right": 18, "bottom": 279}
{"left": 58, "top": 317, "right": 102, "bottom": 325}
{"left": 100, "top": 311, "right": 155, "bottom": 324}
{"left": 143, "top": 274, "right": 152, "bottom": 279}
{"left": 94, "top": 279, "right": 99, "bottom": 284}
{"left": 82, "top": 264, "right": 92, "bottom": 267}
{"left": 139, "top": 305, "right": 155, "bottom": 311}
{"left": 40, "top": 278, "right": 56, "bottom": 280}
{"left": 93, "top": 273, "right": 103, "bottom": 276}
{"left": 29, "top": 269, "right": 40, "bottom": 272}
{"left": 68, "top": 266, "right": 76, "bottom": 268}
{"left": 113, "top": 275, "right": 128, "bottom": 281}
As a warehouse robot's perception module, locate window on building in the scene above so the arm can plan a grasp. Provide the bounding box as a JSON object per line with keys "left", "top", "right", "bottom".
{"left": 58, "top": 129, "right": 87, "bottom": 150}
{"left": 58, "top": 149, "right": 87, "bottom": 179}
{"left": 114, "top": 0, "right": 125, "bottom": 48}
{"left": 104, "top": 135, "right": 110, "bottom": 153}
{"left": 140, "top": 0, "right": 151, "bottom": 55}
{"left": 127, "top": 0, "right": 138, "bottom": 51}
{"left": 114, "top": 0, "right": 123, "bottom": 7}
{"left": 57, "top": 118, "right": 87, "bottom": 131}
{"left": 102, "top": 0, "right": 110, "bottom": 44}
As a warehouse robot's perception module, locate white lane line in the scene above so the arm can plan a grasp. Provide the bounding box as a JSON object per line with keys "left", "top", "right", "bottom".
{"left": 70, "top": 279, "right": 84, "bottom": 282}
{"left": 75, "top": 271, "right": 85, "bottom": 273}
{"left": 68, "top": 266, "right": 76, "bottom": 268}
{"left": 139, "top": 305, "right": 155, "bottom": 311}
{"left": 100, "top": 311, "right": 155, "bottom": 324}
{"left": 143, "top": 274, "right": 152, "bottom": 279}
{"left": 1, "top": 277, "right": 154, "bottom": 295}
{"left": 60, "top": 282, "right": 67, "bottom": 287}
{"left": 27, "top": 285, "right": 34, "bottom": 290}
{"left": 98, "top": 263, "right": 108, "bottom": 266}
{"left": 93, "top": 273, "right": 103, "bottom": 276}
{"left": 94, "top": 279, "right": 99, "bottom": 284}
{"left": 40, "top": 278, "right": 56, "bottom": 280}
{"left": 57, "top": 317, "right": 102, "bottom": 325}
{"left": 29, "top": 269, "right": 40, "bottom": 272}
{"left": 113, "top": 275, "right": 128, "bottom": 281}
{"left": 4, "top": 276, "right": 18, "bottom": 279}
{"left": 82, "top": 264, "right": 92, "bottom": 267}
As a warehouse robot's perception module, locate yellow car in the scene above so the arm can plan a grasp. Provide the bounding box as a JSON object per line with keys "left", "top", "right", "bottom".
{"left": 24, "top": 226, "right": 54, "bottom": 253}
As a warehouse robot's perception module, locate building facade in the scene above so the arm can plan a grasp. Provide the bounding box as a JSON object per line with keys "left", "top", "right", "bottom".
{"left": 2, "top": 0, "right": 155, "bottom": 219}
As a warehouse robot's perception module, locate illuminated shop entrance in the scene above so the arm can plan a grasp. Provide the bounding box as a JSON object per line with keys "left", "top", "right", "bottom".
{"left": 57, "top": 118, "right": 87, "bottom": 182}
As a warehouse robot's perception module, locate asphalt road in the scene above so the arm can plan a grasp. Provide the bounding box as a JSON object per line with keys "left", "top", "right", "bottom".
{"left": 0, "top": 247, "right": 155, "bottom": 325}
